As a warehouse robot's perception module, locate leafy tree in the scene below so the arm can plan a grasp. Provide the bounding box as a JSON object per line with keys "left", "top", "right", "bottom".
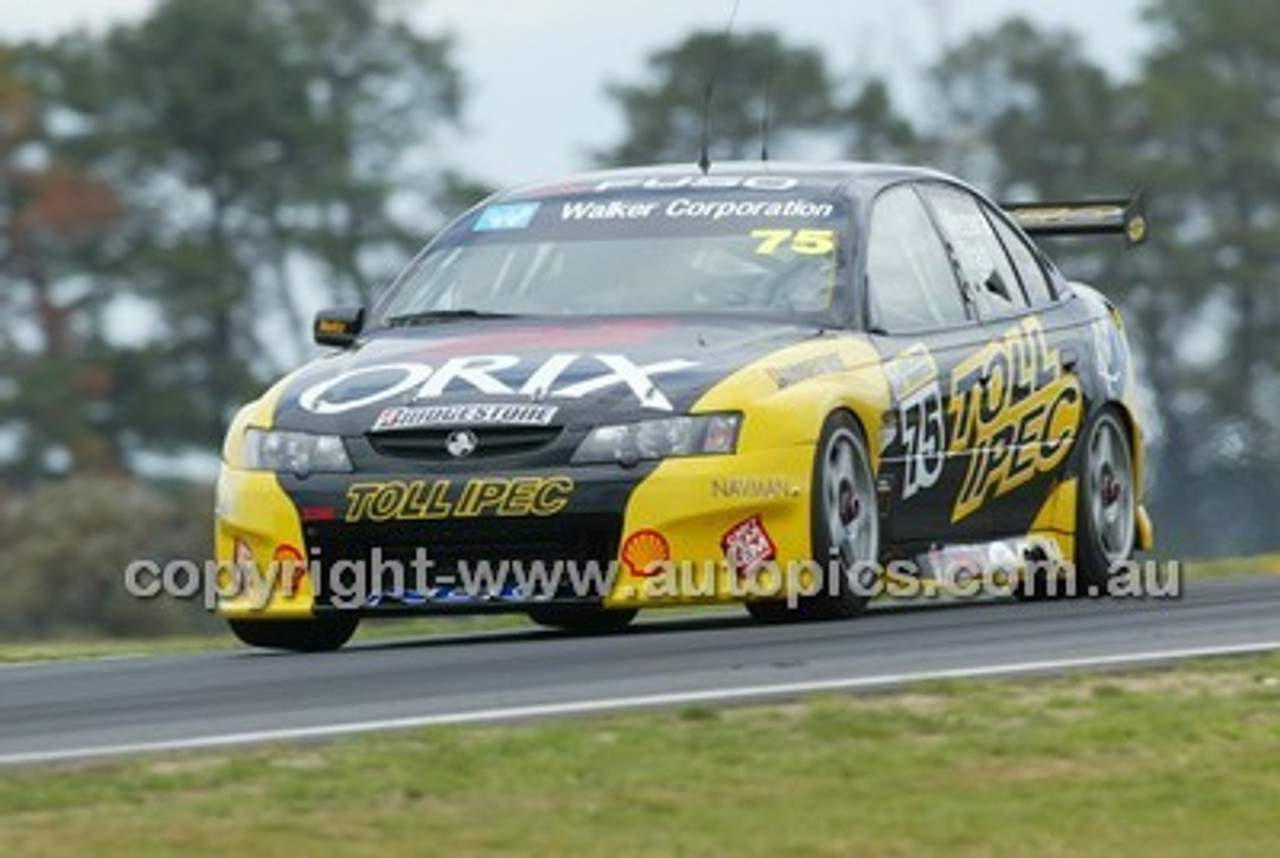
{"left": 1, "top": 45, "right": 126, "bottom": 479}
{"left": 597, "top": 31, "right": 837, "bottom": 166}
{"left": 10, "top": 0, "right": 471, "bottom": 464}
{"left": 926, "top": 17, "right": 1130, "bottom": 196}
{"left": 839, "top": 79, "right": 919, "bottom": 164}
{"left": 1128, "top": 0, "right": 1280, "bottom": 551}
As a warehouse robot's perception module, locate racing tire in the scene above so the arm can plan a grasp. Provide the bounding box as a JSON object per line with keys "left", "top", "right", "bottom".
{"left": 1073, "top": 408, "right": 1137, "bottom": 596}
{"left": 747, "top": 412, "right": 880, "bottom": 623}
{"left": 527, "top": 604, "right": 637, "bottom": 634}
{"left": 227, "top": 615, "right": 359, "bottom": 653}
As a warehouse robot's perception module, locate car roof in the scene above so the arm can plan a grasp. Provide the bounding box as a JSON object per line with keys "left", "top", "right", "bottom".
{"left": 500, "top": 160, "right": 955, "bottom": 201}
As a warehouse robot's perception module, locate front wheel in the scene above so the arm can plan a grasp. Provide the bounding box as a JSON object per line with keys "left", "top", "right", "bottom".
{"left": 1074, "top": 408, "right": 1137, "bottom": 594}
{"left": 227, "top": 615, "right": 358, "bottom": 652}
{"left": 747, "top": 412, "right": 880, "bottom": 623}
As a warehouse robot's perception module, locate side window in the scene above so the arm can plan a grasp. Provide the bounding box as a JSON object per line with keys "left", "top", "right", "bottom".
{"left": 865, "top": 186, "right": 969, "bottom": 333}
{"left": 921, "top": 185, "right": 1029, "bottom": 319}
{"left": 987, "top": 212, "right": 1056, "bottom": 306}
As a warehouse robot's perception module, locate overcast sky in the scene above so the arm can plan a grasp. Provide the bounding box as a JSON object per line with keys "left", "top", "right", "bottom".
{"left": 1, "top": 0, "right": 1148, "bottom": 186}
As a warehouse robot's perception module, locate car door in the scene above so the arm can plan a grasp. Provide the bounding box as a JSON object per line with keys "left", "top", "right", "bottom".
{"left": 918, "top": 184, "right": 1087, "bottom": 540}
{"left": 863, "top": 183, "right": 992, "bottom": 547}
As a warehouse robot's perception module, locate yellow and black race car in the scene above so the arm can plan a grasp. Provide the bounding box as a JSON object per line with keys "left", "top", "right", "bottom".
{"left": 215, "top": 162, "right": 1152, "bottom": 651}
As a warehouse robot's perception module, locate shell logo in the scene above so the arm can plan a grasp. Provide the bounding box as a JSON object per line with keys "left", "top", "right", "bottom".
{"left": 621, "top": 530, "right": 671, "bottom": 578}
{"left": 273, "top": 544, "right": 308, "bottom": 593}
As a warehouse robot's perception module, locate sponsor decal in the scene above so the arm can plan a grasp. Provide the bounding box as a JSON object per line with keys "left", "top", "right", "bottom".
{"left": 316, "top": 318, "right": 350, "bottom": 336}
{"left": 710, "top": 476, "right": 791, "bottom": 500}
{"left": 371, "top": 402, "right": 560, "bottom": 432}
{"left": 558, "top": 197, "right": 836, "bottom": 223}
{"left": 919, "top": 544, "right": 987, "bottom": 583}
{"left": 885, "top": 344, "right": 946, "bottom": 501}
{"left": 948, "top": 318, "right": 1083, "bottom": 522}
{"left": 223, "top": 538, "right": 255, "bottom": 597}
{"left": 272, "top": 544, "right": 307, "bottom": 591}
{"left": 916, "top": 537, "right": 1062, "bottom": 584}
{"left": 768, "top": 353, "right": 845, "bottom": 389}
{"left": 621, "top": 530, "right": 671, "bottom": 578}
{"left": 560, "top": 200, "right": 660, "bottom": 221}
{"left": 344, "top": 477, "right": 573, "bottom": 522}
{"left": 664, "top": 198, "right": 834, "bottom": 221}
{"left": 721, "top": 515, "right": 778, "bottom": 578}
{"left": 592, "top": 175, "right": 800, "bottom": 192}
{"left": 297, "top": 353, "right": 698, "bottom": 415}
{"left": 474, "top": 202, "right": 540, "bottom": 231}
{"left": 272, "top": 544, "right": 304, "bottom": 564}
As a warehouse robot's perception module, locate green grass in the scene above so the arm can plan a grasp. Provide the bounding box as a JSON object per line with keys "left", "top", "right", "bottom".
{"left": 1, "top": 653, "right": 1278, "bottom": 857}
{"left": 1183, "top": 552, "right": 1280, "bottom": 579}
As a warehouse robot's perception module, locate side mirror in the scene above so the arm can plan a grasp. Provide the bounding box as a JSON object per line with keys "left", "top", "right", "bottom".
{"left": 313, "top": 306, "right": 365, "bottom": 348}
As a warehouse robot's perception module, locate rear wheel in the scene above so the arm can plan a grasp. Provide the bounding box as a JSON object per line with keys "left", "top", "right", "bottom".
{"left": 1074, "top": 408, "right": 1137, "bottom": 594}
{"left": 747, "top": 412, "right": 879, "bottom": 623}
{"left": 227, "top": 615, "right": 358, "bottom": 652}
{"left": 527, "top": 604, "right": 637, "bottom": 634}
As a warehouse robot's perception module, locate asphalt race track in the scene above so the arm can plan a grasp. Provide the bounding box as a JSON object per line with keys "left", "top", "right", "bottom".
{"left": 1, "top": 575, "right": 1277, "bottom": 766}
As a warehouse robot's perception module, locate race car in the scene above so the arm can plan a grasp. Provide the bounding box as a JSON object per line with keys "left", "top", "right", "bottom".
{"left": 214, "top": 162, "right": 1152, "bottom": 651}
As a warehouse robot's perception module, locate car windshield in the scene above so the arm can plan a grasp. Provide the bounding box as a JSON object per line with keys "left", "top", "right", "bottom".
{"left": 376, "top": 186, "right": 849, "bottom": 324}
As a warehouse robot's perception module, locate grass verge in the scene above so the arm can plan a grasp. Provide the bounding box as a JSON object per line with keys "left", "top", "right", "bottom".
{"left": 1185, "top": 552, "right": 1280, "bottom": 579}
{"left": 1, "top": 653, "right": 1278, "bottom": 857}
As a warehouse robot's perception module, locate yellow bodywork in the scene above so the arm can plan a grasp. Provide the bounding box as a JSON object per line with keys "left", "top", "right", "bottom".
{"left": 607, "top": 335, "right": 889, "bottom": 607}
{"left": 216, "top": 373, "right": 317, "bottom": 619}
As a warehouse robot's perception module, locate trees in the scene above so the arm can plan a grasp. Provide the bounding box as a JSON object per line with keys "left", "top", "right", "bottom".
{"left": 925, "top": 18, "right": 1130, "bottom": 197}
{"left": 1, "top": 45, "right": 126, "bottom": 478}
{"left": 597, "top": 31, "right": 838, "bottom": 166}
{"left": 598, "top": 29, "right": 921, "bottom": 171}
{"left": 96, "top": 0, "right": 466, "bottom": 436}
{"left": 839, "top": 79, "right": 919, "bottom": 164}
{"left": 1129, "top": 0, "right": 1280, "bottom": 552}
{"left": 1, "top": 0, "right": 474, "bottom": 479}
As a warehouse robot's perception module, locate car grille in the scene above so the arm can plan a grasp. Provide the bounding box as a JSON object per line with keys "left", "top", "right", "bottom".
{"left": 303, "top": 515, "right": 621, "bottom": 605}
{"left": 366, "top": 426, "right": 563, "bottom": 461}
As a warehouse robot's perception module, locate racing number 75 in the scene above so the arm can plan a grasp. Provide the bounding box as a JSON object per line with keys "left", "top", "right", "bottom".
{"left": 751, "top": 228, "right": 836, "bottom": 256}
{"left": 900, "top": 382, "right": 945, "bottom": 500}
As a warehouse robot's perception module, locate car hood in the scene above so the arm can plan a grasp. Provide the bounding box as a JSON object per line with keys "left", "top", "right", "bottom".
{"left": 270, "top": 316, "right": 854, "bottom": 435}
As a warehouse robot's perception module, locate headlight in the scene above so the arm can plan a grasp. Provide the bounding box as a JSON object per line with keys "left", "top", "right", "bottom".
{"left": 573, "top": 413, "right": 741, "bottom": 466}
{"left": 242, "top": 428, "right": 352, "bottom": 477}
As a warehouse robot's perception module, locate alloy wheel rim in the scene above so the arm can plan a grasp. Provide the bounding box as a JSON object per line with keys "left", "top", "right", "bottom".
{"left": 1088, "top": 416, "right": 1135, "bottom": 562}
{"left": 823, "top": 428, "right": 879, "bottom": 576}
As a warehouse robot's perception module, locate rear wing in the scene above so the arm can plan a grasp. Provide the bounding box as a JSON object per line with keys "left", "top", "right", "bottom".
{"left": 1001, "top": 192, "right": 1147, "bottom": 247}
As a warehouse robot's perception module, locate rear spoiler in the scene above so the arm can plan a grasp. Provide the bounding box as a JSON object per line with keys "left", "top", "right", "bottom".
{"left": 1001, "top": 191, "right": 1148, "bottom": 247}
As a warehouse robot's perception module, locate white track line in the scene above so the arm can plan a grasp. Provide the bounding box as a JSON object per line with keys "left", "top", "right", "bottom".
{"left": 4, "top": 640, "right": 1280, "bottom": 767}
